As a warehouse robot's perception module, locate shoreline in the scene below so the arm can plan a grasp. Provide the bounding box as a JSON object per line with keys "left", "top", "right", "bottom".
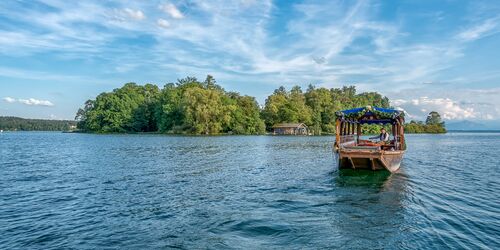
{"left": 1, "top": 130, "right": 459, "bottom": 135}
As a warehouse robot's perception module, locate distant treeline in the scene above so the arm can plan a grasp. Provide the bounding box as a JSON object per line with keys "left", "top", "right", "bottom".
{"left": 0, "top": 116, "right": 76, "bottom": 131}
{"left": 405, "top": 122, "right": 446, "bottom": 133}
{"left": 404, "top": 111, "right": 446, "bottom": 133}
{"left": 75, "top": 75, "right": 446, "bottom": 135}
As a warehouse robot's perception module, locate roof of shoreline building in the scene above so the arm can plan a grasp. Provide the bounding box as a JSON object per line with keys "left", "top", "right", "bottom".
{"left": 272, "top": 123, "right": 308, "bottom": 128}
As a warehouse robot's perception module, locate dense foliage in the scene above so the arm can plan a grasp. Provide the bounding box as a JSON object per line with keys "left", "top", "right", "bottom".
{"left": 75, "top": 76, "right": 445, "bottom": 135}
{"left": 405, "top": 116, "right": 446, "bottom": 133}
{"left": 0, "top": 116, "right": 76, "bottom": 131}
{"left": 425, "top": 111, "right": 444, "bottom": 125}
{"left": 76, "top": 76, "right": 265, "bottom": 134}
{"left": 262, "top": 85, "right": 390, "bottom": 134}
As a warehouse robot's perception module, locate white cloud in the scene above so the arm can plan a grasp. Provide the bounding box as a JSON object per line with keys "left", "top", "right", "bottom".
{"left": 3, "top": 97, "right": 54, "bottom": 107}
{"left": 457, "top": 19, "right": 498, "bottom": 41}
{"left": 19, "top": 98, "right": 54, "bottom": 106}
{"left": 391, "top": 97, "right": 478, "bottom": 120}
{"left": 157, "top": 18, "right": 171, "bottom": 29}
{"left": 123, "top": 8, "right": 146, "bottom": 20}
{"left": 160, "top": 3, "right": 184, "bottom": 19}
{"left": 3, "top": 97, "right": 15, "bottom": 103}
{"left": 388, "top": 85, "right": 500, "bottom": 122}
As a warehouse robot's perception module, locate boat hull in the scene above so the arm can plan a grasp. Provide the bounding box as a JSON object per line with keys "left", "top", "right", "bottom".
{"left": 335, "top": 148, "right": 404, "bottom": 173}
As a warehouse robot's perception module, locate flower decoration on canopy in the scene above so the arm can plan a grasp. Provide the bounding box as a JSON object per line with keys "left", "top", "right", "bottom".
{"left": 335, "top": 106, "right": 404, "bottom": 121}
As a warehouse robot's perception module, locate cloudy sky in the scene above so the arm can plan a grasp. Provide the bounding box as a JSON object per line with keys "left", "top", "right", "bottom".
{"left": 0, "top": 0, "right": 499, "bottom": 124}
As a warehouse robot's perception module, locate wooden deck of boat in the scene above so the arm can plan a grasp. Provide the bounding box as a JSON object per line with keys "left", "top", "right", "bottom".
{"left": 337, "top": 148, "right": 404, "bottom": 173}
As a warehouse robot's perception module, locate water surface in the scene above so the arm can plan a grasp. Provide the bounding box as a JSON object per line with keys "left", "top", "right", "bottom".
{"left": 1, "top": 132, "right": 499, "bottom": 249}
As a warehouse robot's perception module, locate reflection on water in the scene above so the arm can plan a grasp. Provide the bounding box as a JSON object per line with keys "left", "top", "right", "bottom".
{"left": 335, "top": 169, "right": 392, "bottom": 187}
{"left": 0, "top": 132, "right": 499, "bottom": 249}
{"left": 332, "top": 169, "right": 409, "bottom": 248}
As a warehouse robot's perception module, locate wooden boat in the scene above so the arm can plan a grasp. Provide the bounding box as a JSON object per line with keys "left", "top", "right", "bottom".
{"left": 333, "top": 106, "right": 406, "bottom": 173}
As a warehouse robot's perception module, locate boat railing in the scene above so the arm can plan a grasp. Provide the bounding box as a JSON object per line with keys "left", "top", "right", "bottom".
{"left": 338, "top": 134, "right": 357, "bottom": 148}
{"left": 394, "top": 135, "right": 403, "bottom": 150}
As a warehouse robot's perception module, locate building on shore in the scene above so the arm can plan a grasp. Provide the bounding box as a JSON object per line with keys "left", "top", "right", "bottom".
{"left": 272, "top": 123, "right": 309, "bottom": 135}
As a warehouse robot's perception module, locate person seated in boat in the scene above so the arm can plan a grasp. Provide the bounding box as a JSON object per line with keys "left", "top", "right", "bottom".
{"left": 370, "top": 128, "right": 390, "bottom": 143}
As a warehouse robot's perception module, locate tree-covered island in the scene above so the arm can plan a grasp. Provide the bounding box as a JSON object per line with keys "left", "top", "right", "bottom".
{"left": 75, "top": 75, "right": 446, "bottom": 135}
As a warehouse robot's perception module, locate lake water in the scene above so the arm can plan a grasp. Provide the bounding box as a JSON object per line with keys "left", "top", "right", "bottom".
{"left": 1, "top": 132, "right": 499, "bottom": 249}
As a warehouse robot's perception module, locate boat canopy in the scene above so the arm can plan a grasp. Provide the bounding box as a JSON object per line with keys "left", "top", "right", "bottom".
{"left": 335, "top": 106, "right": 404, "bottom": 124}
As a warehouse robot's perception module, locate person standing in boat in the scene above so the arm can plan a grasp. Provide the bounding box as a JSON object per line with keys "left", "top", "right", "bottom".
{"left": 370, "top": 128, "right": 390, "bottom": 142}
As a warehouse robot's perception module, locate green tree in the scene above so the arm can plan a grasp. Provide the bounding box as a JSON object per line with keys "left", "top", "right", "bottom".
{"left": 181, "top": 86, "right": 231, "bottom": 134}
{"left": 426, "top": 111, "right": 443, "bottom": 125}
{"left": 305, "top": 85, "right": 336, "bottom": 134}
{"left": 77, "top": 83, "right": 158, "bottom": 132}
{"left": 226, "top": 93, "right": 265, "bottom": 134}
{"left": 404, "top": 116, "right": 446, "bottom": 134}
{"left": 157, "top": 83, "right": 183, "bottom": 132}
{"left": 132, "top": 84, "right": 160, "bottom": 132}
{"left": 261, "top": 86, "right": 289, "bottom": 129}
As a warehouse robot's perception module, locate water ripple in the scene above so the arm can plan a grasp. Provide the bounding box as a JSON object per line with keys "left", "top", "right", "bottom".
{"left": 0, "top": 132, "right": 499, "bottom": 249}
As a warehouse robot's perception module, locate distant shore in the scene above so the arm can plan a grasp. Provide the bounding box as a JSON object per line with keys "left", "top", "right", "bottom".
{"left": 447, "top": 130, "right": 500, "bottom": 133}
{"left": 0, "top": 130, "right": 470, "bottom": 135}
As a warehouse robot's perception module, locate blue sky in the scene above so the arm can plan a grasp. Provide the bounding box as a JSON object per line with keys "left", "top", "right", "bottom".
{"left": 0, "top": 0, "right": 499, "bottom": 124}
